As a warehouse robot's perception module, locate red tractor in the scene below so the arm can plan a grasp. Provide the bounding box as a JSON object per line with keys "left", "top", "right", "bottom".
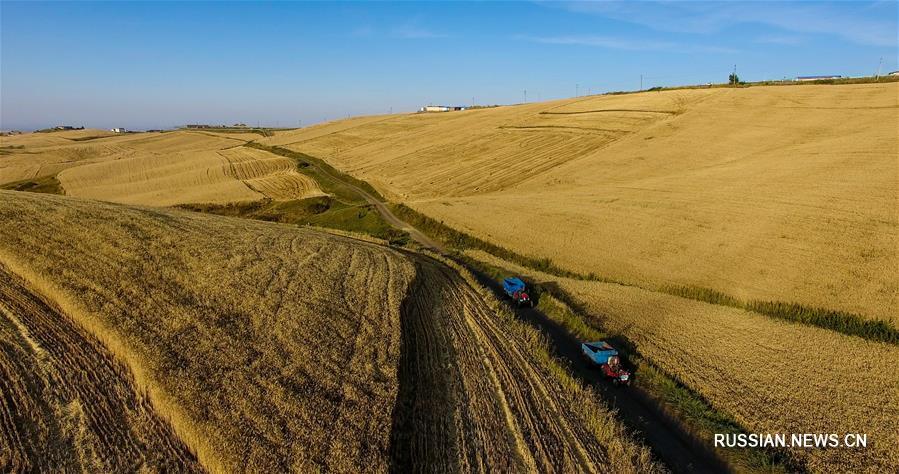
{"left": 600, "top": 355, "right": 631, "bottom": 386}
{"left": 502, "top": 277, "right": 533, "bottom": 308}
{"left": 581, "top": 341, "right": 631, "bottom": 386}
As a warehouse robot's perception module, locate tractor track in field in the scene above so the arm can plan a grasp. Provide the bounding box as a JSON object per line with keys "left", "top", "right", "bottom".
{"left": 390, "top": 256, "right": 617, "bottom": 472}
{"left": 287, "top": 148, "right": 729, "bottom": 472}
{"left": 0, "top": 264, "right": 203, "bottom": 473}
{"left": 466, "top": 266, "right": 731, "bottom": 474}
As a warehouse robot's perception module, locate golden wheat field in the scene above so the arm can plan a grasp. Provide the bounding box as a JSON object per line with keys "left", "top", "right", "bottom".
{"left": 0, "top": 266, "right": 203, "bottom": 472}
{"left": 264, "top": 83, "right": 898, "bottom": 324}
{"left": 1, "top": 130, "right": 323, "bottom": 206}
{"left": 0, "top": 190, "right": 658, "bottom": 473}
{"left": 467, "top": 249, "right": 899, "bottom": 472}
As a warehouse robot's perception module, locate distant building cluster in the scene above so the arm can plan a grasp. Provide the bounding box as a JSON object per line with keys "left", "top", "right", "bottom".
{"left": 419, "top": 105, "right": 467, "bottom": 113}
{"left": 184, "top": 123, "right": 249, "bottom": 129}
{"left": 795, "top": 75, "right": 842, "bottom": 82}
{"left": 53, "top": 125, "right": 84, "bottom": 131}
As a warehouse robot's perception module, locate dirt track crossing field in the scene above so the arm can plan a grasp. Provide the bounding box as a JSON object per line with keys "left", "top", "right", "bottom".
{"left": 465, "top": 265, "right": 729, "bottom": 473}
{"left": 0, "top": 191, "right": 660, "bottom": 472}
{"left": 391, "top": 255, "right": 660, "bottom": 472}
{"left": 0, "top": 265, "right": 202, "bottom": 473}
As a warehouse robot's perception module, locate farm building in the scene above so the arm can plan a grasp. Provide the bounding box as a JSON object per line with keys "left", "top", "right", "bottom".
{"left": 888, "top": 71, "right": 899, "bottom": 76}
{"left": 796, "top": 75, "right": 842, "bottom": 81}
{"left": 110, "top": 128, "right": 126, "bottom": 133}
{"left": 419, "top": 105, "right": 467, "bottom": 113}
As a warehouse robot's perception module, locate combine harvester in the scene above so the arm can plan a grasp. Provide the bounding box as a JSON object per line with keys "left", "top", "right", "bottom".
{"left": 502, "top": 277, "right": 533, "bottom": 308}
{"left": 582, "top": 341, "right": 631, "bottom": 386}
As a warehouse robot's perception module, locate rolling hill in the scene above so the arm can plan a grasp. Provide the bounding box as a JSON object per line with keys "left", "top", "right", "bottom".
{"left": 261, "top": 83, "right": 898, "bottom": 325}
{"left": 1, "top": 131, "right": 323, "bottom": 206}
{"left": 0, "top": 190, "right": 657, "bottom": 472}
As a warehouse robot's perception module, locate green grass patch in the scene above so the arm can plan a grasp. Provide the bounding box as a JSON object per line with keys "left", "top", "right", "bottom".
{"left": 181, "top": 127, "right": 292, "bottom": 137}
{"left": 391, "top": 203, "right": 896, "bottom": 344}
{"left": 667, "top": 285, "right": 899, "bottom": 345}
{"left": 1, "top": 176, "right": 64, "bottom": 195}
{"left": 178, "top": 195, "right": 409, "bottom": 246}
{"left": 390, "top": 203, "right": 597, "bottom": 280}
{"left": 248, "top": 143, "right": 386, "bottom": 202}
{"left": 300, "top": 203, "right": 410, "bottom": 245}
{"left": 460, "top": 254, "right": 796, "bottom": 473}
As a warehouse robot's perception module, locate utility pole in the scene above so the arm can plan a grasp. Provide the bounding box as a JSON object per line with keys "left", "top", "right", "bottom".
{"left": 524, "top": 89, "right": 527, "bottom": 103}
{"left": 640, "top": 74, "right": 643, "bottom": 91}
{"left": 575, "top": 83, "right": 579, "bottom": 97}
{"left": 876, "top": 56, "right": 883, "bottom": 79}
{"left": 732, "top": 64, "right": 737, "bottom": 86}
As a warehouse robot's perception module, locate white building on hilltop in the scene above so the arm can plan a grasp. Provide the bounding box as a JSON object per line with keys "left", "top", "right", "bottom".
{"left": 419, "top": 105, "right": 467, "bottom": 113}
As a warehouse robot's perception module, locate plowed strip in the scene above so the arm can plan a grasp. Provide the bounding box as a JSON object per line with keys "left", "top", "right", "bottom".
{"left": 0, "top": 265, "right": 203, "bottom": 473}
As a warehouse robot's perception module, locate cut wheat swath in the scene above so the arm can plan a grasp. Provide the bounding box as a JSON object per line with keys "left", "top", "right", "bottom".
{"left": 0, "top": 191, "right": 660, "bottom": 472}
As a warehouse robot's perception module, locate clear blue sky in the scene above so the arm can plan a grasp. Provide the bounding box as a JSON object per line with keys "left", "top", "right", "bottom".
{"left": 2, "top": 1, "right": 896, "bottom": 130}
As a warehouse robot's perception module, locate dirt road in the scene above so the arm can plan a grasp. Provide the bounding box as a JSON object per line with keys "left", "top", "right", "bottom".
{"left": 272, "top": 145, "right": 445, "bottom": 251}
{"left": 468, "top": 268, "right": 730, "bottom": 473}
{"left": 390, "top": 256, "right": 653, "bottom": 472}
{"left": 279, "top": 146, "right": 726, "bottom": 472}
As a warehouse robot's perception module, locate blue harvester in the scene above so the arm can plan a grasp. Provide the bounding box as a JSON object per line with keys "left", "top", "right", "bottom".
{"left": 502, "top": 277, "right": 533, "bottom": 307}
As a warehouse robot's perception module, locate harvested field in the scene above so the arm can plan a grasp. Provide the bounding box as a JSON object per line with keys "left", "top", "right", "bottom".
{"left": 218, "top": 146, "right": 323, "bottom": 200}
{"left": 467, "top": 250, "right": 899, "bottom": 472}
{"left": 272, "top": 83, "right": 897, "bottom": 323}
{"left": 0, "top": 191, "right": 658, "bottom": 472}
{"left": 0, "top": 265, "right": 202, "bottom": 473}
{"left": 394, "top": 255, "right": 658, "bottom": 472}
{"left": 1, "top": 131, "right": 322, "bottom": 206}
{"left": 261, "top": 94, "right": 690, "bottom": 199}
{"left": 0, "top": 190, "right": 419, "bottom": 472}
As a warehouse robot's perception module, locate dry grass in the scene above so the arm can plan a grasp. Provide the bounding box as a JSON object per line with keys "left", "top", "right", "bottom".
{"left": 217, "top": 146, "right": 324, "bottom": 200}
{"left": 0, "top": 190, "right": 418, "bottom": 472}
{"left": 0, "top": 128, "right": 116, "bottom": 148}
{"left": 0, "top": 130, "right": 323, "bottom": 206}
{"left": 467, "top": 249, "right": 899, "bottom": 472}
{"left": 0, "top": 265, "right": 202, "bottom": 472}
{"left": 0, "top": 191, "right": 659, "bottom": 472}
{"left": 270, "top": 83, "right": 897, "bottom": 323}
{"left": 260, "top": 94, "right": 694, "bottom": 200}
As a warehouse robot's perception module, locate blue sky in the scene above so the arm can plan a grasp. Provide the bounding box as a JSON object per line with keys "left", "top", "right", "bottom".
{"left": 1, "top": 1, "right": 896, "bottom": 130}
